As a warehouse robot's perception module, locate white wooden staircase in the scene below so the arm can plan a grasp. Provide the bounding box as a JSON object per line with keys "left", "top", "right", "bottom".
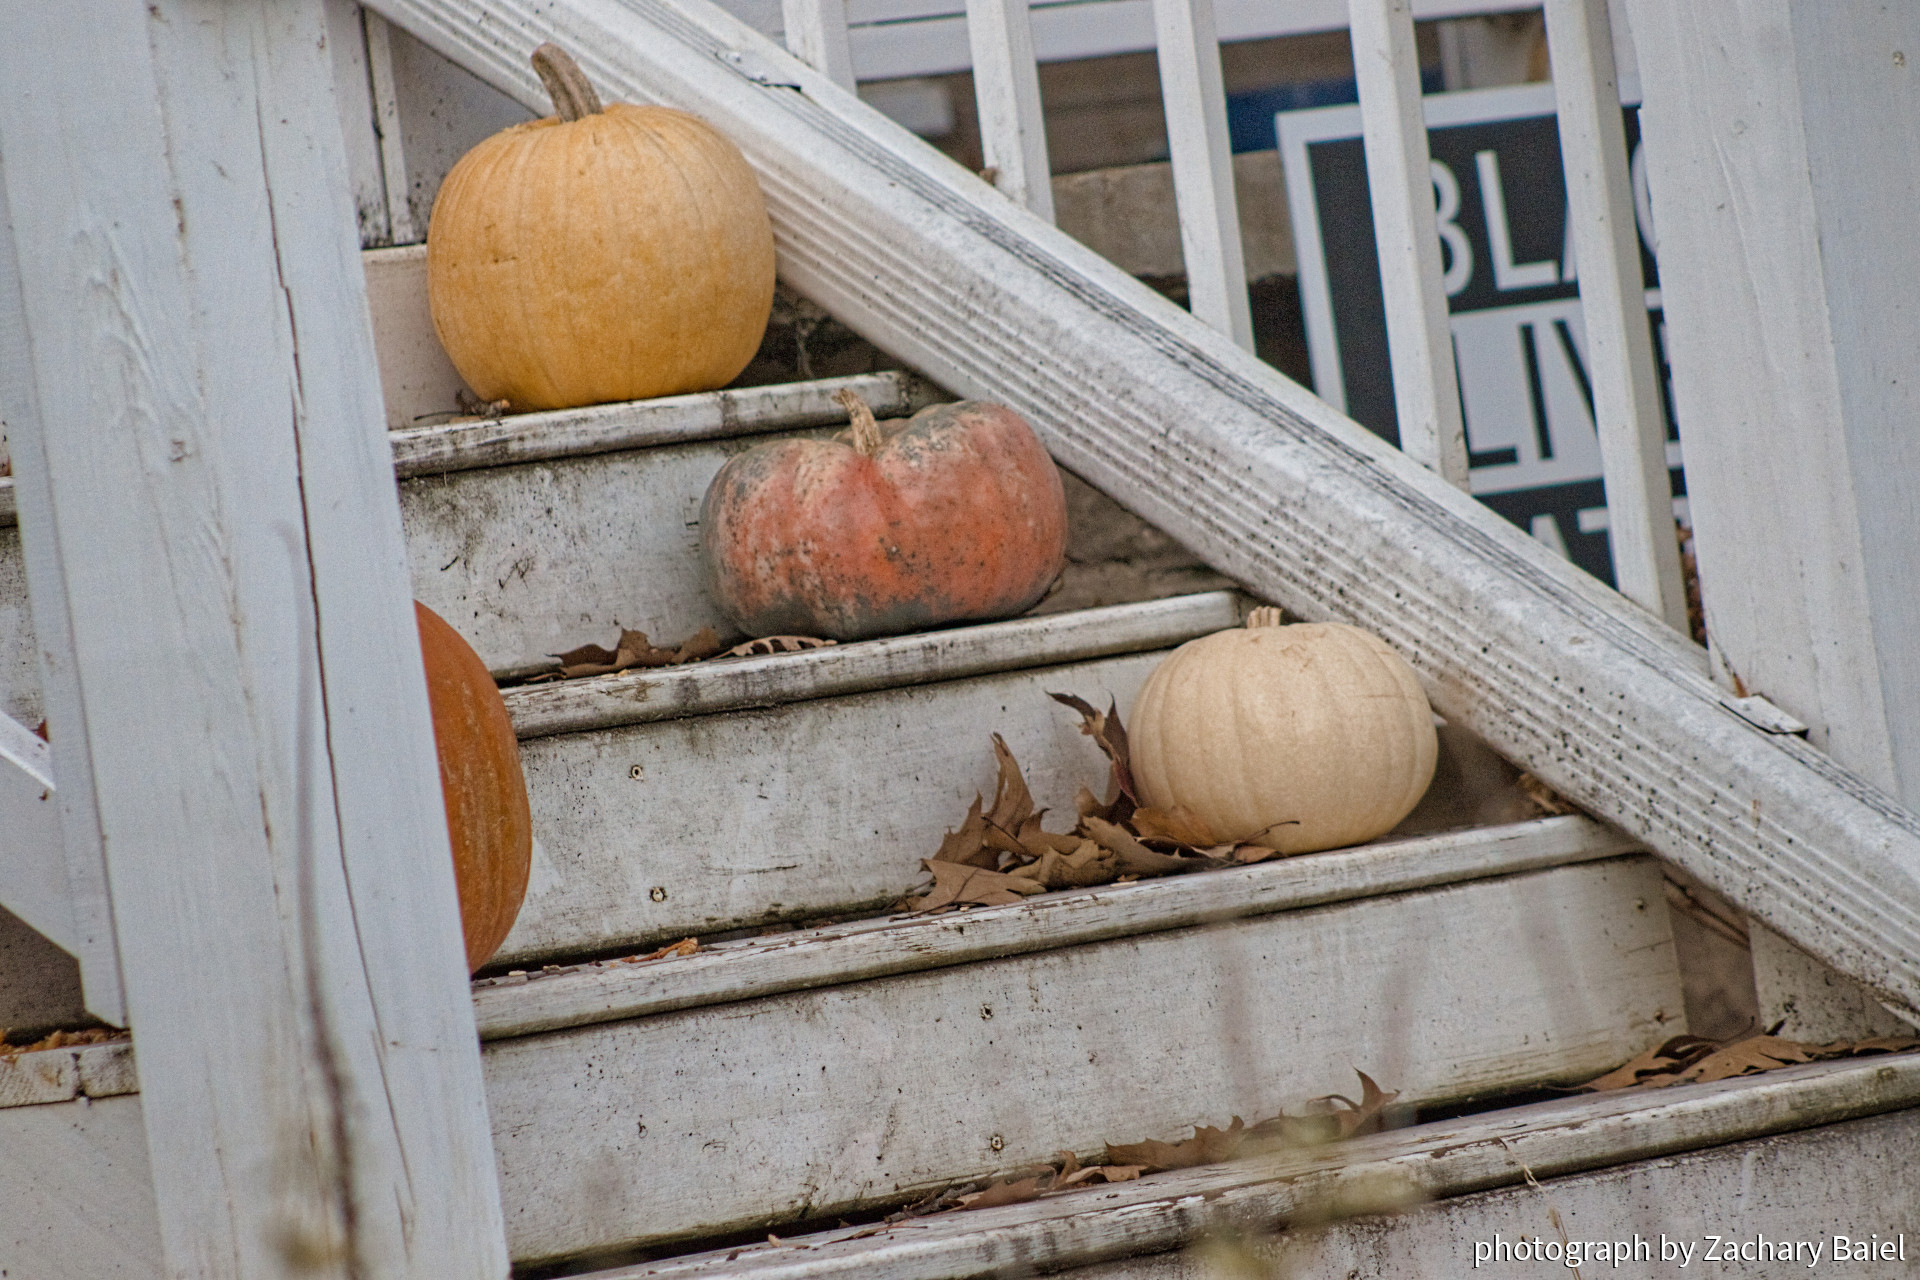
{"left": 3, "top": 0, "right": 1919, "bottom": 1277}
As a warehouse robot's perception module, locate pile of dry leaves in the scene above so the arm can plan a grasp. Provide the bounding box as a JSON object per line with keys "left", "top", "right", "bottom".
{"left": 907, "top": 695, "right": 1294, "bottom": 911}
{"left": 0, "top": 1027, "right": 124, "bottom": 1061}
{"left": 902, "top": 1071, "right": 1396, "bottom": 1218}
{"left": 1579, "top": 1028, "right": 1920, "bottom": 1091}
{"left": 525, "top": 628, "right": 835, "bottom": 682}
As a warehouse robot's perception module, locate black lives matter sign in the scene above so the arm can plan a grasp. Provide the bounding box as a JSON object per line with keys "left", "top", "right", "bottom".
{"left": 1277, "top": 84, "right": 1685, "bottom": 588}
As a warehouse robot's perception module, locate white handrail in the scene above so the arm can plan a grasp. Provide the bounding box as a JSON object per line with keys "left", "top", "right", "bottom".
{"left": 1347, "top": 0, "right": 1470, "bottom": 487}
{"left": 1152, "top": 0, "right": 1253, "bottom": 348}
{"left": 1544, "top": 0, "right": 1687, "bottom": 629}
{"left": 966, "top": 0, "right": 1055, "bottom": 219}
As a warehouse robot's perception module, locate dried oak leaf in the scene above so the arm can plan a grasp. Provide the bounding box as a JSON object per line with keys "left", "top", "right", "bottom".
{"left": 1049, "top": 692, "right": 1136, "bottom": 820}
{"left": 1131, "top": 805, "right": 1218, "bottom": 848}
{"left": 984, "top": 734, "right": 1036, "bottom": 841}
{"left": 1080, "top": 816, "right": 1196, "bottom": 878}
{"left": 554, "top": 627, "right": 722, "bottom": 678}
{"left": 1022, "top": 840, "right": 1121, "bottom": 890}
{"left": 909, "top": 860, "right": 1046, "bottom": 910}
{"left": 1572, "top": 1030, "right": 1920, "bottom": 1093}
{"left": 1059, "top": 1163, "right": 1144, "bottom": 1187}
{"left": 1107, "top": 1118, "right": 1246, "bottom": 1173}
{"left": 1247, "top": 1071, "right": 1398, "bottom": 1146}
{"left": 1666, "top": 1034, "right": 1814, "bottom": 1084}
{"left": 720, "top": 635, "right": 836, "bottom": 659}
{"left": 956, "top": 1175, "right": 1050, "bottom": 1210}
{"left": 1576, "top": 1034, "right": 1720, "bottom": 1091}
{"left": 934, "top": 796, "right": 998, "bottom": 869}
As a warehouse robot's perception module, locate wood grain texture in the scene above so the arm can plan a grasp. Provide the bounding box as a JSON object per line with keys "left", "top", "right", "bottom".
{"left": 485, "top": 857, "right": 1681, "bottom": 1264}
{"left": 1069, "top": 1108, "right": 1920, "bottom": 1278}
{"left": 502, "top": 590, "right": 1241, "bottom": 738}
{"left": 0, "top": 1096, "right": 162, "bottom": 1280}
{"left": 0, "top": 3, "right": 505, "bottom": 1274}
{"left": 496, "top": 650, "right": 1166, "bottom": 965}
{"left": 474, "top": 815, "right": 1637, "bottom": 1038}
{"left": 601, "top": 1053, "right": 1920, "bottom": 1280}
{"left": 363, "top": 0, "right": 1920, "bottom": 1015}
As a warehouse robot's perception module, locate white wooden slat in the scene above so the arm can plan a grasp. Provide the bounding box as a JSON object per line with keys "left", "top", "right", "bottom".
{"left": 0, "top": 711, "right": 69, "bottom": 955}
{"left": 0, "top": 4, "right": 505, "bottom": 1275}
{"left": 783, "top": 0, "right": 857, "bottom": 87}
{"left": 612, "top": 1053, "right": 1920, "bottom": 1280}
{"left": 364, "top": 0, "right": 1920, "bottom": 1014}
{"left": 1347, "top": 0, "right": 1469, "bottom": 487}
{"left": 966, "top": 0, "right": 1055, "bottom": 221}
{"left": 1542, "top": 0, "right": 1686, "bottom": 631}
{"left": 475, "top": 814, "right": 1635, "bottom": 1038}
{"left": 0, "top": 143, "right": 122, "bottom": 1026}
{"left": 834, "top": 0, "right": 1542, "bottom": 81}
{"left": 503, "top": 590, "right": 1240, "bottom": 738}
{"left": 363, "top": 9, "right": 421, "bottom": 244}
{"left": 1150, "top": 0, "right": 1252, "bottom": 348}
{"left": 1622, "top": 0, "right": 1920, "bottom": 1036}
{"left": 323, "top": 0, "right": 394, "bottom": 246}
{"left": 497, "top": 650, "right": 1164, "bottom": 965}
{"left": 1071, "top": 1109, "right": 1920, "bottom": 1278}
{"left": 392, "top": 369, "right": 913, "bottom": 476}
{"left": 486, "top": 857, "right": 1679, "bottom": 1263}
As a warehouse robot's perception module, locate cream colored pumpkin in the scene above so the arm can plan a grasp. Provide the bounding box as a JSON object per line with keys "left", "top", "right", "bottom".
{"left": 426, "top": 44, "right": 775, "bottom": 412}
{"left": 1128, "top": 609, "right": 1437, "bottom": 851}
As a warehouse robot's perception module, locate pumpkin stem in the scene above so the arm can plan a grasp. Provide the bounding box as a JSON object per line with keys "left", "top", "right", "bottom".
{"left": 532, "top": 43, "right": 605, "bottom": 122}
{"left": 835, "top": 388, "right": 884, "bottom": 456}
{"left": 1246, "top": 606, "right": 1286, "bottom": 628}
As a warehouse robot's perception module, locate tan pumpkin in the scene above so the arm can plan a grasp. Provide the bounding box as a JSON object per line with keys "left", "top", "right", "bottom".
{"left": 426, "top": 44, "right": 775, "bottom": 411}
{"left": 1127, "top": 608, "right": 1436, "bottom": 852}
{"left": 416, "top": 601, "right": 533, "bottom": 972}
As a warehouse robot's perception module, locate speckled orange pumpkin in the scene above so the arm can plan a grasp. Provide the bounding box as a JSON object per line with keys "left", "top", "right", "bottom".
{"left": 699, "top": 391, "right": 1068, "bottom": 641}
{"left": 416, "top": 601, "right": 532, "bottom": 972}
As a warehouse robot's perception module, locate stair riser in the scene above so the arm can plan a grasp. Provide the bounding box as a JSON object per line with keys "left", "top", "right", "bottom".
{"left": 404, "top": 433, "right": 831, "bottom": 677}
{"left": 1071, "top": 1109, "right": 1920, "bottom": 1279}
{"left": 1, "top": 528, "right": 36, "bottom": 728}
{"left": 498, "top": 651, "right": 1162, "bottom": 966}
{"left": 484, "top": 857, "right": 1680, "bottom": 1264}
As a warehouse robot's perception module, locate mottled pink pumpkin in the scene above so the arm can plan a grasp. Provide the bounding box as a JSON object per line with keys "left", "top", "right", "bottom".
{"left": 699, "top": 393, "right": 1067, "bottom": 641}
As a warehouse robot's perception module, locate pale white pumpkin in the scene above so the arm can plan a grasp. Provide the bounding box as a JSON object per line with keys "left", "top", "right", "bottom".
{"left": 1128, "top": 608, "right": 1437, "bottom": 851}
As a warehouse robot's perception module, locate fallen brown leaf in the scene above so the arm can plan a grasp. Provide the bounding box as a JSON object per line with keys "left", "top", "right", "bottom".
{"left": 1106, "top": 1118, "right": 1245, "bottom": 1173}
{"left": 1080, "top": 816, "right": 1197, "bottom": 877}
{"left": 934, "top": 796, "right": 997, "bottom": 869}
{"left": 1048, "top": 692, "right": 1136, "bottom": 820}
{"left": 908, "top": 860, "right": 1045, "bottom": 910}
{"left": 1578, "top": 1030, "right": 1920, "bottom": 1091}
{"left": 719, "top": 635, "right": 836, "bottom": 658}
{"left": 956, "top": 1176, "right": 1050, "bottom": 1209}
{"left": 1131, "top": 805, "right": 1218, "bottom": 847}
{"left": 627, "top": 937, "right": 699, "bottom": 963}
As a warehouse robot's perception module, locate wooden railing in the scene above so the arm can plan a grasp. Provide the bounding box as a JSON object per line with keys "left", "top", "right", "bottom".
{"left": 778, "top": 0, "right": 1688, "bottom": 629}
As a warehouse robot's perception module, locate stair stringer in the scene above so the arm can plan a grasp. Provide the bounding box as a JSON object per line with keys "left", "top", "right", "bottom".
{"left": 365, "top": 0, "right": 1920, "bottom": 1015}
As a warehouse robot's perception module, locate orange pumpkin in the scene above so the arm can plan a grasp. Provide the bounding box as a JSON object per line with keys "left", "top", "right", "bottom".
{"left": 416, "top": 602, "right": 533, "bottom": 972}
{"left": 700, "top": 391, "right": 1068, "bottom": 640}
{"left": 425, "top": 44, "right": 775, "bottom": 411}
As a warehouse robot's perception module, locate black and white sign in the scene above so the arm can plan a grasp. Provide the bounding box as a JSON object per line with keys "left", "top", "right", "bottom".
{"left": 1277, "top": 84, "right": 1686, "bottom": 587}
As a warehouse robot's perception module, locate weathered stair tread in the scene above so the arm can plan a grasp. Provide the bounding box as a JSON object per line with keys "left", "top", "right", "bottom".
{"left": 503, "top": 591, "right": 1244, "bottom": 739}
{"left": 501, "top": 649, "right": 1163, "bottom": 965}
{"left": 390, "top": 371, "right": 914, "bottom": 478}
{"left": 483, "top": 856, "right": 1681, "bottom": 1263}
{"left": 587, "top": 1053, "right": 1920, "bottom": 1280}
{"left": 474, "top": 814, "right": 1635, "bottom": 1039}
{"left": 0, "top": 1039, "right": 136, "bottom": 1109}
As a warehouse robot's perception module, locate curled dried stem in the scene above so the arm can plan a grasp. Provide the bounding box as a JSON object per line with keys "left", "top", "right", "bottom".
{"left": 1245, "top": 606, "right": 1286, "bottom": 628}
{"left": 836, "top": 388, "right": 884, "bottom": 456}
{"left": 531, "top": 43, "right": 604, "bottom": 121}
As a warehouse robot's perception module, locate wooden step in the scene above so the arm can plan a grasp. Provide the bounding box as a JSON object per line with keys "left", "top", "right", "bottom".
{"left": 484, "top": 854, "right": 1679, "bottom": 1264}
{"left": 573, "top": 1052, "right": 1920, "bottom": 1280}
{"left": 494, "top": 593, "right": 1238, "bottom": 966}
{"left": 0, "top": 369, "right": 916, "bottom": 718}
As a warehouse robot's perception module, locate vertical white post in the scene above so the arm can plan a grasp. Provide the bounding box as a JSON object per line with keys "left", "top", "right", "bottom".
{"left": 1349, "top": 0, "right": 1469, "bottom": 488}
{"left": 1151, "top": 0, "right": 1254, "bottom": 350}
{"left": 783, "top": 0, "right": 856, "bottom": 90}
{"left": 1543, "top": 0, "right": 1687, "bottom": 630}
{"left": 364, "top": 9, "right": 420, "bottom": 243}
{"left": 0, "top": 2, "right": 508, "bottom": 1275}
{"left": 967, "top": 0, "right": 1055, "bottom": 221}
{"left": 1624, "top": 0, "right": 1920, "bottom": 1037}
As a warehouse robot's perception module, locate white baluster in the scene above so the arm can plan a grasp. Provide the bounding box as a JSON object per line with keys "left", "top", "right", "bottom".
{"left": 1151, "top": 0, "right": 1253, "bottom": 350}
{"left": 1348, "top": 0, "right": 1469, "bottom": 487}
{"left": 1544, "top": 0, "right": 1686, "bottom": 629}
{"left": 967, "top": 0, "right": 1054, "bottom": 220}
{"left": 783, "top": 0, "right": 856, "bottom": 89}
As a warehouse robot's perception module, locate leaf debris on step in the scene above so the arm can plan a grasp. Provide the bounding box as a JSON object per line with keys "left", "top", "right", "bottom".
{"left": 908, "top": 1071, "right": 1396, "bottom": 1216}
{"left": 1577, "top": 1028, "right": 1920, "bottom": 1091}
{"left": 625, "top": 937, "right": 699, "bottom": 964}
{"left": 904, "top": 695, "right": 1291, "bottom": 910}
{"left": 521, "top": 627, "right": 835, "bottom": 683}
